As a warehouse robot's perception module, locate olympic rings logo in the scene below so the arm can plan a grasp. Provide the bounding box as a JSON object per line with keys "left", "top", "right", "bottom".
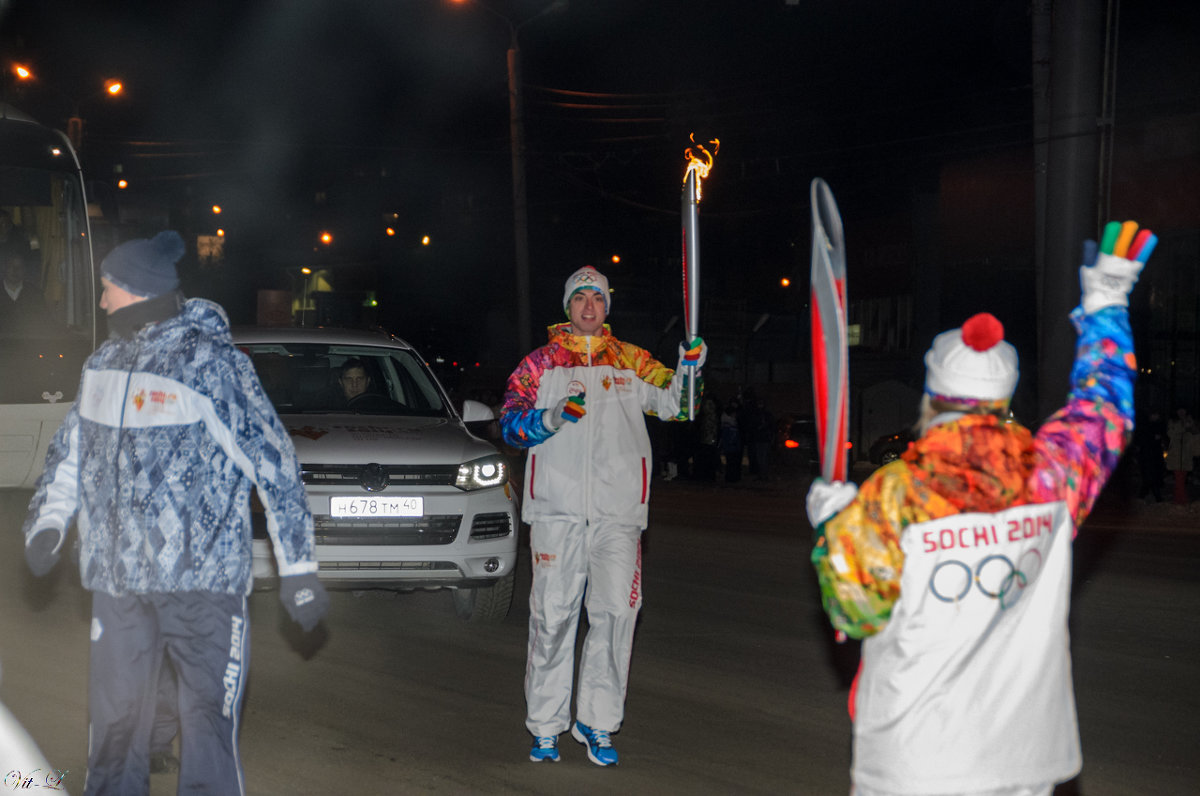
{"left": 928, "top": 548, "right": 1043, "bottom": 608}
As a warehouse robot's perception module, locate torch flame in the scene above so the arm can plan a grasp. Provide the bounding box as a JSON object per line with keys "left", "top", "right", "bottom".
{"left": 683, "top": 134, "right": 720, "bottom": 201}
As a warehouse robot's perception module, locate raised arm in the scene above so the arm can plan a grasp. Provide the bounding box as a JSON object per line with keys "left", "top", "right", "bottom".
{"left": 1031, "top": 221, "right": 1155, "bottom": 526}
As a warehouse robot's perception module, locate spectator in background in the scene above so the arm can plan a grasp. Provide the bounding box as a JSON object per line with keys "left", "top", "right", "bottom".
{"left": 720, "top": 396, "right": 743, "bottom": 483}
{"left": 738, "top": 390, "right": 759, "bottom": 478}
{"left": 1166, "top": 407, "right": 1197, "bottom": 504}
{"left": 745, "top": 394, "right": 775, "bottom": 482}
{"left": 1, "top": 245, "right": 42, "bottom": 332}
{"left": 0, "top": 208, "right": 33, "bottom": 255}
{"left": 1135, "top": 409, "right": 1167, "bottom": 503}
{"left": 694, "top": 392, "right": 720, "bottom": 481}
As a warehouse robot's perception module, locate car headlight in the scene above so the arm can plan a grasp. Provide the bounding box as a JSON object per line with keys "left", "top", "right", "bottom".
{"left": 456, "top": 455, "right": 509, "bottom": 491}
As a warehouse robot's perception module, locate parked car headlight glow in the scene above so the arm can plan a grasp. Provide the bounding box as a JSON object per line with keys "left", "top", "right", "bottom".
{"left": 456, "top": 456, "right": 508, "bottom": 490}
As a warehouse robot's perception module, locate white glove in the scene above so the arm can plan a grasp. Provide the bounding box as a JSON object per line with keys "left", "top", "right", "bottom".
{"left": 806, "top": 478, "right": 858, "bottom": 527}
{"left": 1080, "top": 220, "right": 1155, "bottom": 314}
{"left": 542, "top": 394, "right": 586, "bottom": 432}
{"left": 677, "top": 337, "right": 707, "bottom": 370}
{"left": 1080, "top": 252, "right": 1143, "bottom": 314}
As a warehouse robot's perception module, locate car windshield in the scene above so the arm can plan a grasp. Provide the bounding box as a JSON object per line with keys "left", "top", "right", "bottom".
{"left": 240, "top": 342, "right": 449, "bottom": 417}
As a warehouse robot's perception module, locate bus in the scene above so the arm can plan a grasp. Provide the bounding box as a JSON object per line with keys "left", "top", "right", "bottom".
{"left": 0, "top": 103, "right": 97, "bottom": 488}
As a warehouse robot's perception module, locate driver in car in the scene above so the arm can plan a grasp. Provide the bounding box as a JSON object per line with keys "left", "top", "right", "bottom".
{"left": 339, "top": 358, "right": 373, "bottom": 403}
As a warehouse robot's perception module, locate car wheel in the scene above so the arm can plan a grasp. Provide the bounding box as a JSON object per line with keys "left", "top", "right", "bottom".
{"left": 452, "top": 570, "right": 515, "bottom": 623}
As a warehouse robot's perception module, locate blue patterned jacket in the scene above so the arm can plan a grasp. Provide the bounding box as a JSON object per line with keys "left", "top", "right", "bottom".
{"left": 23, "top": 299, "right": 316, "bottom": 596}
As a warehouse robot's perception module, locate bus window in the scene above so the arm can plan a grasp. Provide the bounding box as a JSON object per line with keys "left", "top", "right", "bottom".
{"left": 0, "top": 104, "right": 97, "bottom": 487}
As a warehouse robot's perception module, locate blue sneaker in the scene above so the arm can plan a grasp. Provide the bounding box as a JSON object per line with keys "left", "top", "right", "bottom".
{"left": 529, "top": 735, "right": 560, "bottom": 763}
{"left": 571, "top": 720, "right": 618, "bottom": 766}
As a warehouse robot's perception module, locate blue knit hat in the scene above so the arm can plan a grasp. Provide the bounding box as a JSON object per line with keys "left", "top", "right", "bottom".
{"left": 100, "top": 231, "right": 185, "bottom": 298}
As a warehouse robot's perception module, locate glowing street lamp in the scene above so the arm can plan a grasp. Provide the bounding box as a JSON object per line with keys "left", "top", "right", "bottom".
{"left": 10, "top": 65, "right": 125, "bottom": 151}
{"left": 300, "top": 267, "right": 313, "bottom": 327}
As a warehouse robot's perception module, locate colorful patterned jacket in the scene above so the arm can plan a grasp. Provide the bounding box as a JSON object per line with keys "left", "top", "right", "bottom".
{"left": 500, "top": 323, "right": 696, "bottom": 527}
{"left": 23, "top": 299, "right": 316, "bottom": 596}
{"left": 811, "top": 305, "right": 1136, "bottom": 792}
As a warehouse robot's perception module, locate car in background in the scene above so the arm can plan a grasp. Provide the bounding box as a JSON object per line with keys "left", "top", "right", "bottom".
{"left": 869, "top": 427, "right": 915, "bottom": 465}
{"left": 779, "top": 414, "right": 820, "bottom": 473}
{"left": 233, "top": 326, "right": 519, "bottom": 622}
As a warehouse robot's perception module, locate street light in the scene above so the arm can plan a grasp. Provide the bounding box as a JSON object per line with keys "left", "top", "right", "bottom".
{"left": 64, "top": 79, "right": 123, "bottom": 151}
{"left": 300, "top": 267, "right": 313, "bottom": 327}
{"left": 452, "top": 0, "right": 567, "bottom": 355}
{"left": 10, "top": 65, "right": 123, "bottom": 151}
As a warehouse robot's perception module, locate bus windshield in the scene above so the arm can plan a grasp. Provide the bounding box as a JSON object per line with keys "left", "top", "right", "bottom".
{"left": 0, "top": 109, "right": 96, "bottom": 407}
{"left": 0, "top": 105, "right": 97, "bottom": 488}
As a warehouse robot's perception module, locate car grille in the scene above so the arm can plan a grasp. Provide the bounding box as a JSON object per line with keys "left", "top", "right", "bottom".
{"left": 470, "top": 512, "right": 512, "bottom": 540}
{"left": 318, "top": 560, "right": 460, "bottom": 573}
{"left": 301, "top": 464, "right": 460, "bottom": 488}
{"left": 313, "top": 514, "right": 461, "bottom": 545}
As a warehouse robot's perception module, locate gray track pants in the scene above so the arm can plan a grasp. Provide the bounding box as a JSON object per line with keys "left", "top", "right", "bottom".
{"left": 525, "top": 519, "right": 642, "bottom": 737}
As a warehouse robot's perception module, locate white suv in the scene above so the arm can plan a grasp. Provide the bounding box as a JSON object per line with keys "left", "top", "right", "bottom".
{"left": 233, "top": 326, "right": 519, "bottom": 621}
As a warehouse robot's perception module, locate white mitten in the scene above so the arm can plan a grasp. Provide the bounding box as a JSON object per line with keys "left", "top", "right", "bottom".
{"left": 806, "top": 478, "right": 858, "bottom": 527}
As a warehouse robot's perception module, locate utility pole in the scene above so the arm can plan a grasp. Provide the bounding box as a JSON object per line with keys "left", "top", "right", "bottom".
{"left": 458, "top": 0, "right": 565, "bottom": 356}
{"left": 507, "top": 29, "right": 532, "bottom": 355}
{"left": 1036, "top": 0, "right": 1106, "bottom": 421}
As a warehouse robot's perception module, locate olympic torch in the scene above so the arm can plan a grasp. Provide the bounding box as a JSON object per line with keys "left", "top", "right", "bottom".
{"left": 681, "top": 134, "right": 718, "bottom": 419}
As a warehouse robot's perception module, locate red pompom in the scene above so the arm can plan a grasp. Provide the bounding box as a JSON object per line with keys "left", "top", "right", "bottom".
{"left": 961, "top": 313, "right": 1004, "bottom": 351}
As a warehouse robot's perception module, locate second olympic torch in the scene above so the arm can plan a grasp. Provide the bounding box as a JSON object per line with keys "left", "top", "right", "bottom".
{"left": 681, "top": 135, "right": 718, "bottom": 419}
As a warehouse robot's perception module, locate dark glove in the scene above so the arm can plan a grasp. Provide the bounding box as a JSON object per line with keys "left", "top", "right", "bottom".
{"left": 279, "top": 572, "right": 330, "bottom": 632}
{"left": 25, "top": 528, "right": 64, "bottom": 577}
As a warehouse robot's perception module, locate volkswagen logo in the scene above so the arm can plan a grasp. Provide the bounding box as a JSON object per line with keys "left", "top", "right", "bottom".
{"left": 359, "top": 463, "right": 389, "bottom": 493}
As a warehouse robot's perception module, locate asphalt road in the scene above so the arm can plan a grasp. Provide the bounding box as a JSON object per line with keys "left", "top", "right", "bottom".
{"left": 1, "top": 466, "right": 1197, "bottom": 795}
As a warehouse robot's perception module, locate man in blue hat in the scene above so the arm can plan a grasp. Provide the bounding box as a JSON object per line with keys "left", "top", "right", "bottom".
{"left": 22, "top": 231, "right": 328, "bottom": 795}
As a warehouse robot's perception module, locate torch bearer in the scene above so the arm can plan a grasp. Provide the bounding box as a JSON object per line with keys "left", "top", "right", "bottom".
{"left": 681, "top": 134, "right": 718, "bottom": 419}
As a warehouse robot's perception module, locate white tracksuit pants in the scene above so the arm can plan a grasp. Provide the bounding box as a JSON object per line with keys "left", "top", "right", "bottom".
{"left": 525, "top": 518, "right": 643, "bottom": 737}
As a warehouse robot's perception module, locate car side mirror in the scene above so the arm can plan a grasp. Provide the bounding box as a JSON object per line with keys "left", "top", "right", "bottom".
{"left": 461, "top": 399, "right": 495, "bottom": 423}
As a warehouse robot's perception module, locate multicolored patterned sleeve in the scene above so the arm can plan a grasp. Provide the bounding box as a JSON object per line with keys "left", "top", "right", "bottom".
{"left": 500, "top": 350, "right": 555, "bottom": 448}
{"left": 1029, "top": 306, "right": 1137, "bottom": 527}
{"left": 811, "top": 464, "right": 927, "bottom": 639}
{"left": 623, "top": 341, "right": 700, "bottom": 421}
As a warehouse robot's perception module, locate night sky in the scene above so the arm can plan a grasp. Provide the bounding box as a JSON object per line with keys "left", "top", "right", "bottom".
{"left": 2, "top": 0, "right": 1197, "bottom": 370}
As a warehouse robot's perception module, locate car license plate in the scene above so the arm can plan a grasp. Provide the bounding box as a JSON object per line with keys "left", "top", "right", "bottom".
{"left": 329, "top": 496, "right": 423, "bottom": 518}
